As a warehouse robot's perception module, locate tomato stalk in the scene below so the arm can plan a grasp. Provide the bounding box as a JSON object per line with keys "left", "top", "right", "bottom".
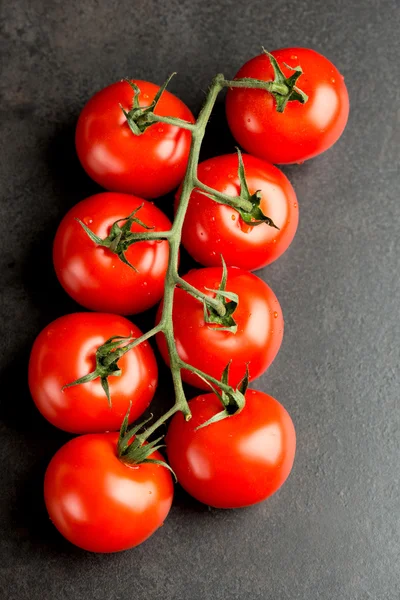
{"left": 126, "top": 66, "right": 307, "bottom": 444}
{"left": 67, "top": 53, "right": 307, "bottom": 448}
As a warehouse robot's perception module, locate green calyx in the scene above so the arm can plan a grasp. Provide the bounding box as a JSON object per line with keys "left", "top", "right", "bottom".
{"left": 263, "top": 48, "right": 308, "bottom": 113}
{"left": 203, "top": 257, "right": 239, "bottom": 333}
{"left": 117, "top": 407, "right": 176, "bottom": 478}
{"left": 197, "top": 148, "right": 279, "bottom": 229}
{"left": 76, "top": 204, "right": 153, "bottom": 270}
{"left": 120, "top": 73, "right": 176, "bottom": 135}
{"left": 196, "top": 362, "right": 248, "bottom": 429}
{"left": 63, "top": 335, "right": 133, "bottom": 406}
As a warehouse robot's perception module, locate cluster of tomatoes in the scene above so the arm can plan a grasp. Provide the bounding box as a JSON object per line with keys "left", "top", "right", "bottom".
{"left": 28, "top": 48, "right": 349, "bottom": 553}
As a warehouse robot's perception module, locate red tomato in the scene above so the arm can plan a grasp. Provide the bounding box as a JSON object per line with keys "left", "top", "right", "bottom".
{"left": 156, "top": 267, "right": 283, "bottom": 389}
{"left": 226, "top": 48, "right": 349, "bottom": 164}
{"left": 76, "top": 80, "right": 195, "bottom": 198}
{"left": 53, "top": 192, "right": 171, "bottom": 315}
{"left": 44, "top": 432, "right": 173, "bottom": 552}
{"left": 166, "top": 389, "right": 296, "bottom": 508}
{"left": 28, "top": 313, "right": 157, "bottom": 433}
{"left": 178, "top": 154, "right": 298, "bottom": 270}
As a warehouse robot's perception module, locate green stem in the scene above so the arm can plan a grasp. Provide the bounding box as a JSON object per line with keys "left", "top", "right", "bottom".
{"left": 175, "top": 275, "right": 226, "bottom": 317}
{"left": 134, "top": 72, "right": 301, "bottom": 439}
{"left": 144, "top": 113, "right": 196, "bottom": 131}
{"left": 78, "top": 64, "right": 306, "bottom": 443}
{"left": 194, "top": 179, "right": 253, "bottom": 213}
{"left": 102, "top": 323, "right": 163, "bottom": 368}
{"left": 223, "top": 78, "right": 289, "bottom": 95}
{"left": 178, "top": 360, "right": 234, "bottom": 394}
{"left": 129, "top": 230, "right": 172, "bottom": 241}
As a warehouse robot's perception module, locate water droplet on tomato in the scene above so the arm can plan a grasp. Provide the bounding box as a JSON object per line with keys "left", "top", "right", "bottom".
{"left": 331, "top": 78, "right": 336, "bottom": 83}
{"left": 228, "top": 174, "right": 234, "bottom": 179}
{"left": 143, "top": 281, "right": 148, "bottom": 286}
{"left": 204, "top": 166, "right": 211, "bottom": 171}
{"left": 273, "top": 239, "right": 277, "bottom": 243}
{"left": 156, "top": 239, "right": 163, "bottom": 244}
{"left": 291, "top": 55, "right": 297, "bottom": 60}
{"left": 297, "top": 161, "right": 305, "bottom": 165}
{"left": 273, "top": 311, "right": 278, "bottom": 318}
{"left": 294, "top": 203, "right": 298, "bottom": 208}
{"left": 247, "top": 118, "right": 251, "bottom": 123}
{"left": 143, "top": 94, "right": 149, "bottom": 99}
{"left": 231, "top": 214, "right": 236, "bottom": 221}
{"left": 158, "top": 127, "right": 164, "bottom": 133}
{"left": 211, "top": 216, "right": 215, "bottom": 221}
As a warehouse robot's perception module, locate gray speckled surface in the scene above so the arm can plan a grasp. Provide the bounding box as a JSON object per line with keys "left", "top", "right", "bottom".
{"left": 0, "top": 0, "right": 399, "bottom": 598}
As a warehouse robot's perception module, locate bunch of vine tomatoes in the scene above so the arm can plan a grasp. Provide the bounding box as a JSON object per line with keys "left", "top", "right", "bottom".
{"left": 28, "top": 48, "right": 349, "bottom": 553}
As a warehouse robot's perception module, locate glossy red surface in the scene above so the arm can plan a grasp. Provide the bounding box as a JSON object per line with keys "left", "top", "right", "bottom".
{"left": 226, "top": 48, "right": 349, "bottom": 164}
{"left": 53, "top": 192, "right": 171, "bottom": 315}
{"left": 166, "top": 390, "right": 296, "bottom": 508}
{"left": 156, "top": 267, "right": 283, "bottom": 389}
{"left": 29, "top": 313, "right": 157, "bottom": 433}
{"left": 44, "top": 433, "right": 174, "bottom": 552}
{"left": 178, "top": 153, "right": 298, "bottom": 270}
{"left": 76, "top": 80, "right": 195, "bottom": 198}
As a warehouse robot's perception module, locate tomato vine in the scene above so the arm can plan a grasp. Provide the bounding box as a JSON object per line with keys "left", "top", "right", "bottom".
{"left": 68, "top": 50, "right": 308, "bottom": 450}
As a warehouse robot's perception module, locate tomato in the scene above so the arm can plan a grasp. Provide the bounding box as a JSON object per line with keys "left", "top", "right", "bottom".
{"left": 226, "top": 48, "right": 349, "bottom": 164}
{"left": 44, "top": 432, "right": 173, "bottom": 552}
{"left": 53, "top": 192, "right": 171, "bottom": 315}
{"left": 76, "top": 79, "right": 195, "bottom": 198}
{"left": 156, "top": 267, "right": 283, "bottom": 389}
{"left": 166, "top": 389, "right": 295, "bottom": 508}
{"left": 28, "top": 313, "right": 157, "bottom": 433}
{"left": 177, "top": 153, "right": 298, "bottom": 270}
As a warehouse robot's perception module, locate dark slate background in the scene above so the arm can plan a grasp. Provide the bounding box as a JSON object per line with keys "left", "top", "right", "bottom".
{"left": 0, "top": 0, "right": 399, "bottom": 598}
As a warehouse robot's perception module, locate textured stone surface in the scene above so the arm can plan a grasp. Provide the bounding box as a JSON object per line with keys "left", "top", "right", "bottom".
{"left": 0, "top": 0, "right": 399, "bottom": 598}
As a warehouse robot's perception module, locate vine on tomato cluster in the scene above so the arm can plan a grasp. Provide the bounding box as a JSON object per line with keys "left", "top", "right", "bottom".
{"left": 67, "top": 49, "right": 308, "bottom": 456}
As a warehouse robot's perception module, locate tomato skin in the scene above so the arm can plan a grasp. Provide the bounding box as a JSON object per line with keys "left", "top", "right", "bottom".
{"left": 226, "top": 48, "right": 349, "bottom": 164}
{"left": 166, "top": 390, "right": 295, "bottom": 508}
{"left": 28, "top": 313, "right": 157, "bottom": 434}
{"left": 177, "top": 154, "right": 298, "bottom": 270}
{"left": 75, "top": 80, "right": 195, "bottom": 198}
{"left": 156, "top": 267, "right": 283, "bottom": 389}
{"left": 53, "top": 192, "right": 171, "bottom": 315}
{"left": 44, "top": 433, "right": 173, "bottom": 552}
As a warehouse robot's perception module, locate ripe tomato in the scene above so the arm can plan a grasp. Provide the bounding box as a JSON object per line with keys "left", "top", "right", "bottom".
{"left": 44, "top": 432, "right": 173, "bottom": 552}
{"left": 177, "top": 154, "right": 298, "bottom": 270}
{"left": 156, "top": 267, "right": 283, "bottom": 389}
{"left": 226, "top": 48, "right": 349, "bottom": 164}
{"left": 53, "top": 192, "right": 171, "bottom": 315}
{"left": 76, "top": 79, "right": 195, "bottom": 198}
{"left": 28, "top": 313, "right": 157, "bottom": 433}
{"left": 166, "top": 389, "right": 296, "bottom": 508}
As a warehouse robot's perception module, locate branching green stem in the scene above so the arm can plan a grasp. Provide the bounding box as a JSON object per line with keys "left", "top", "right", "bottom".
{"left": 128, "top": 73, "right": 285, "bottom": 440}
{"left": 174, "top": 275, "right": 226, "bottom": 317}
{"left": 70, "top": 57, "right": 307, "bottom": 448}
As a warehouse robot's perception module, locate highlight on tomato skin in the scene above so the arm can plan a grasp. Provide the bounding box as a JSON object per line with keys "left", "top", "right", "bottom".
{"left": 44, "top": 432, "right": 174, "bottom": 553}
{"left": 28, "top": 312, "right": 158, "bottom": 434}
{"left": 166, "top": 389, "right": 296, "bottom": 509}
{"left": 53, "top": 192, "right": 171, "bottom": 315}
{"left": 75, "top": 79, "right": 195, "bottom": 199}
{"left": 155, "top": 266, "right": 284, "bottom": 390}
{"left": 226, "top": 47, "right": 350, "bottom": 164}
{"left": 177, "top": 153, "right": 299, "bottom": 270}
